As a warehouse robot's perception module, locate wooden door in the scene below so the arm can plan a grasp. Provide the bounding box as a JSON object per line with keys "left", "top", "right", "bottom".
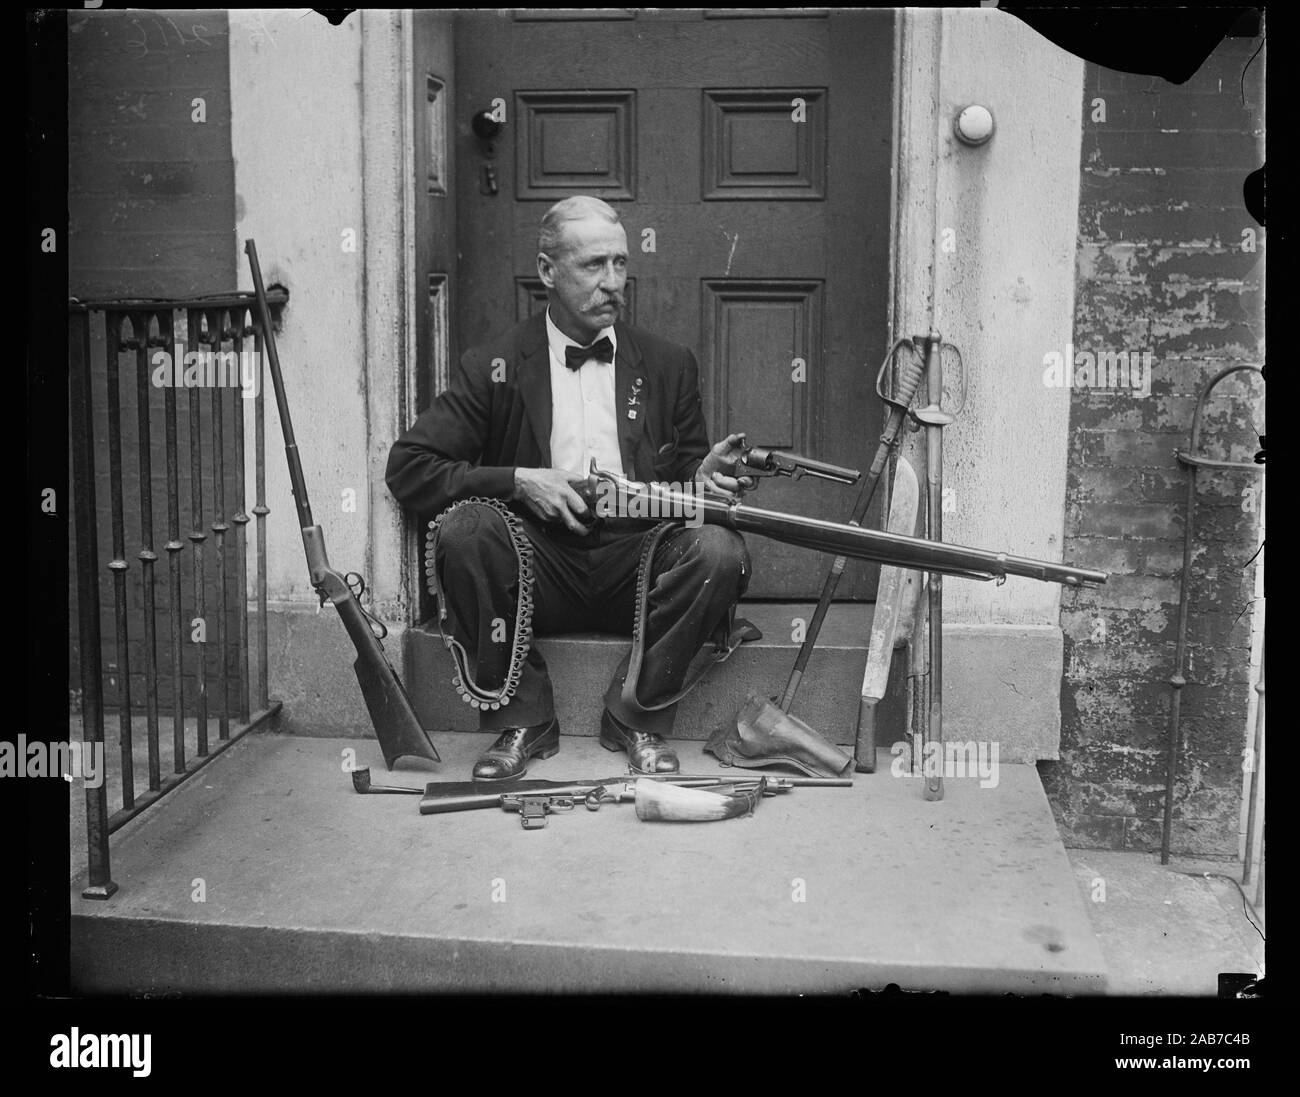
{"left": 443, "top": 9, "right": 894, "bottom": 599}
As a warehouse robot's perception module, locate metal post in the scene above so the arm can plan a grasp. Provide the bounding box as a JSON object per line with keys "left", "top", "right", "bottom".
{"left": 187, "top": 309, "right": 209, "bottom": 755}
{"left": 232, "top": 309, "right": 252, "bottom": 723}
{"left": 1242, "top": 637, "right": 1264, "bottom": 885}
{"left": 1253, "top": 832, "right": 1264, "bottom": 911}
{"left": 104, "top": 312, "right": 135, "bottom": 809}
{"left": 910, "top": 574, "right": 929, "bottom": 782}
{"left": 162, "top": 310, "right": 187, "bottom": 773}
{"left": 1162, "top": 364, "right": 1263, "bottom": 863}
{"left": 1161, "top": 449, "right": 1197, "bottom": 865}
{"left": 253, "top": 326, "right": 270, "bottom": 710}
{"left": 71, "top": 309, "right": 117, "bottom": 899}
{"left": 211, "top": 309, "right": 231, "bottom": 740}
{"left": 134, "top": 310, "right": 162, "bottom": 791}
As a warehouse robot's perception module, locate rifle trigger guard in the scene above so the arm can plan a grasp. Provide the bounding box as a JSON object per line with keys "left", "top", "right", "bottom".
{"left": 340, "top": 570, "right": 389, "bottom": 639}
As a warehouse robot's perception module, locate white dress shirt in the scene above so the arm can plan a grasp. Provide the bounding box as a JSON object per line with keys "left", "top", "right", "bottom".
{"left": 546, "top": 309, "right": 625, "bottom": 477}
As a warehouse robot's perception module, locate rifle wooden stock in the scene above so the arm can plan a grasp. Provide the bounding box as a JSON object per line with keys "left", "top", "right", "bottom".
{"left": 245, "top": 239, "right": 440, "bottom": 770}
{"left": 585, "top": 468, "right": 1106, "bottom": 589}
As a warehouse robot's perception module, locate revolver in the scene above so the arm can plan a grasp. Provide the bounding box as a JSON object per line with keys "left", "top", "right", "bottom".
{"left": 735, "top": 445, "right": 860, "bottom": 489}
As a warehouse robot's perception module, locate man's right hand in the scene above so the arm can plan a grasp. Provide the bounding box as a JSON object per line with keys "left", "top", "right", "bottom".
{"left": 512, "top": 467, "right": 593, "bottom": 534}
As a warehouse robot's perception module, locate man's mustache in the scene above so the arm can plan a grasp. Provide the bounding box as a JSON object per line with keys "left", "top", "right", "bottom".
{"left": 588, "top": 293, "right": 625, "bottom": 310}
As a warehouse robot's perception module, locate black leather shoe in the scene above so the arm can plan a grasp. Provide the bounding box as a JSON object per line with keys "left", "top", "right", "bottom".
{"left": 472, "top": 718, "right": 560, "bottom": 781}
{"left": 599, "top": 709, "right": 679, "bottom": 774}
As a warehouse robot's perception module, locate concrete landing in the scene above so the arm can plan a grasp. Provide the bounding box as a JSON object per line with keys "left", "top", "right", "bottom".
{"left": 1070, "top": 851, "right": 1265, "bottom": 995}
{"left": 71, "top": 730, "right": 1107, "bottom": 994}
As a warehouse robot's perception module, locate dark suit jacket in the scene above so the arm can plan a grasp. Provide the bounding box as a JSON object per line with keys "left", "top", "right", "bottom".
{"left": 385, "top": 313, "right": 711, "bottom": 518}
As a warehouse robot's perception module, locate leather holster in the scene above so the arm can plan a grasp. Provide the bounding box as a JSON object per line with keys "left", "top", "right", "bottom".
{"left": 705, "top": 701, "right": 854, "bottom": 778}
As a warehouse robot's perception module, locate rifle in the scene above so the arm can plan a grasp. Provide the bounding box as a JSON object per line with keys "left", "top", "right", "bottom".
{"left": 349, "top": 768, "right": 850, "bottom": 829}
{"left": 582, "top": 465, "right": 1106, "bottom": 589}
{"left": 245, "top": 240, "right": 440, "bottom": 770}
{"left": 420, "top": 773, "right": 848, "bottom": 826}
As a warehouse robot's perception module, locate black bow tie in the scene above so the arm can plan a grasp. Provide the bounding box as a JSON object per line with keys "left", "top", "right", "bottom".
{"left": 564, "top": 336, "right": 614, "bottom": 370}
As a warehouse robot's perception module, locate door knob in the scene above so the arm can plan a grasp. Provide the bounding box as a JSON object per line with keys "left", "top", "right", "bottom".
{"left": 471, "top": 109, "right": 504, "bottom": 140}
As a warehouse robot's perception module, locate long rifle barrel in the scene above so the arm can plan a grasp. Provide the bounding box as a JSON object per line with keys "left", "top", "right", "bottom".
{"left": 245, "top": 240, "right": 441, "bottom": 768}
{"left": 586, "top": 468, "right": 1106, "bottom": 589}
{"left": 245, "top": 239, "right": 313, "bottom": 530}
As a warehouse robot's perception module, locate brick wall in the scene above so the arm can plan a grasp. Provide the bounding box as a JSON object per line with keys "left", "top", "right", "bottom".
{"left": 1044, "top": 35, "right": 1265, "bottom": 854}
{"left": 68, "top": 11, "right": 245, "bottom": 718}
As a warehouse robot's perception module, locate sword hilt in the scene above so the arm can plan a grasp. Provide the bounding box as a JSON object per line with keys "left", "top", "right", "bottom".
{"left": 877, "top": 337, "right": 928, "bottom": 414}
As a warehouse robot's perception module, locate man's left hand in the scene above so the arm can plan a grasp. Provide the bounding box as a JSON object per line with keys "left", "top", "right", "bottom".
{"left": 697, "top": 431, "right": 754, "bottom": 500}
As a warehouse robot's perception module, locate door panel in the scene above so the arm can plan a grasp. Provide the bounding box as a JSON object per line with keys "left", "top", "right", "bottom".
{"left": 703, "top": 88, "right": 826, "bottom": 199}
{"left": 449, "top": 9, "right": 894, "bottom": 599}
{"left": 412, "top": 11, "right": 457, "bottom": 412}
{"left": 515, "top": 90, "right": 637, "bottom": 200}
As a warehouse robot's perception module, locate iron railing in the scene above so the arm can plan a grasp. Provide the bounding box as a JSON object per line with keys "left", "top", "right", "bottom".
{"left": 69, "top": 289, "right": 288, "bottom": 898}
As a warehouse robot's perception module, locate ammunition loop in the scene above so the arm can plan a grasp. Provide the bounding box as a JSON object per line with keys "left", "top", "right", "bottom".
{"left": 630, "top": 522, "right": 676, "bottom": 653}
{"left": 621, "top": 521, "right": 677, "bottom": 710}
{"left": 425, "top": 497, "right": 535, "bottom": 711}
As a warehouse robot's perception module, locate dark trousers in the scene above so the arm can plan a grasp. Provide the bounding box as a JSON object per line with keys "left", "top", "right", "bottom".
{"left": 431, "top": 502, "right": 749, "bottom": 735}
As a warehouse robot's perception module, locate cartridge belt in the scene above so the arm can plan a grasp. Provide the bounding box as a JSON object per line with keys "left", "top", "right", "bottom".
{"left": 425, "top": 497, "right": 534, "bottom": 711}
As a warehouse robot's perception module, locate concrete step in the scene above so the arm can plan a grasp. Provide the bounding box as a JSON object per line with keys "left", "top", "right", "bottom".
{"left": 71, "top": 730, "right": 1108, "bottom": 994}
{"left": 405, "top": 602, "right": 1065, "bottom": 761}
{"left": 407, "top": 601, "right": 903, "bottom": 747}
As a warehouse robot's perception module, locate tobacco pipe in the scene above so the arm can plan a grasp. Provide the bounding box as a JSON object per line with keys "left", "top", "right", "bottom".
{"left": 350, "top": 766, "right": 422, "bottom": 795}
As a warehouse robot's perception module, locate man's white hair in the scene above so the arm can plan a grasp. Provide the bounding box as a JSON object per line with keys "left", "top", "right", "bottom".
{"left": 538, "top": 195, "right": 621, "bottom": 259}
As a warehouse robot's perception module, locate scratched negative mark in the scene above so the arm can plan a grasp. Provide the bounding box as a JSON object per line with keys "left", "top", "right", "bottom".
{"left": 125, "top": 13, "right": 215, "bottom": 59}
{"left": 1024, "top": 923, "right": 1067, "bottom": 953}
{"left": 720, "top": 228, "right": 739, "bottom": 276}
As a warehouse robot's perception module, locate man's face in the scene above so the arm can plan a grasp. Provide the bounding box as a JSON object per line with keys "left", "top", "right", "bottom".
{"left": 538, "top": 216, "right": 628, "bottom": 343}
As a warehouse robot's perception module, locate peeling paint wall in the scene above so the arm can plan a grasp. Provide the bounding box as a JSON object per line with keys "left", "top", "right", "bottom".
{"left": 228, "top": 10, "right": 370, "bottom": 605}
{"left": 1045, "top": 38, "right": 1265, "bottom": 854}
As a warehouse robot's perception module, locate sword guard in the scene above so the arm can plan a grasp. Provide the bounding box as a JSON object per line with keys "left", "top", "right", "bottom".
{"left": 910, "top": 405, "right": 956, "bottom": 428}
